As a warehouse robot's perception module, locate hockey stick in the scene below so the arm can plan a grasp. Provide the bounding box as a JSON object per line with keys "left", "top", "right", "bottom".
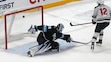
{"left": 70, "top": 22, "right": 92, "bottom": 26}
{"left": 72, "top": 40, "right": 91, "bottom": 44}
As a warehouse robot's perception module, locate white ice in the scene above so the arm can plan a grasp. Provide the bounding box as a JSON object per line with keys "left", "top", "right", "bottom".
{"left": 0, "top": 0, "right": 111, "bottom": 62}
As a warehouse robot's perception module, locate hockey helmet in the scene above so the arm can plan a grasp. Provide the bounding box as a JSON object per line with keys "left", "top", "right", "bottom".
{"left": 97, "top": 0, "right": 104, "bottom": 5}
{"left": 57, "top": 23, "right": 64, "bottom": 32}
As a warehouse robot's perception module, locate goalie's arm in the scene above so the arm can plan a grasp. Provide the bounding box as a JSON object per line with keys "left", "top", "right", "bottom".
{"left": 55, "top": 33, "right": 71, "bottom": 43}
{"left": 34, "top": 25, "right": 47, "bottom": 32}
{"left": 34, "top": 25, "right": 55, "bottom": 32}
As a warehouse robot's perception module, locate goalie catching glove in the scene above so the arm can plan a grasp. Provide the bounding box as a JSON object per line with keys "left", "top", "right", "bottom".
{"left": 28, "top": 25, "right": 36, "bottom": 34}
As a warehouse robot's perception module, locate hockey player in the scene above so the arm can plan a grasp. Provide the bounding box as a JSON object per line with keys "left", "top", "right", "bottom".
{"left": 91, "top": 0, "right": 111, "bottom": 50}
{"left": 27, "top": 23, "right": 72, "bottom": 56}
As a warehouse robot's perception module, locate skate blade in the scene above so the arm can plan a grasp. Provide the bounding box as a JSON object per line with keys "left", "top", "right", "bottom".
{"left": 96, "top": 44, "right": 102, "bottom": 46}
{"left": 91, "top": 45, "right": 94, "bottom": 51}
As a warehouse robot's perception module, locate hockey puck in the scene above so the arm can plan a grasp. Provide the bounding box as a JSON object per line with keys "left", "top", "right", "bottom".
{"left": 23, "top": 15, "right": 25, "bottom": 18}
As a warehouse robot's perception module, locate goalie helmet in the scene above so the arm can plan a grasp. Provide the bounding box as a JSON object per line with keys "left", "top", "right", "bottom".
{"left": 97, "top": 0, "right": 104, "bottom": 5}
{"left": 57, "top": 23, "right": 64, "bottom": 32}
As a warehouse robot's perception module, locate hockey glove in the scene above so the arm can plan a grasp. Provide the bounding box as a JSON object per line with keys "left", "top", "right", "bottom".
{"left": 63, "top": 35, "right": 71, "bottom": 43}
{"left": 66, "top": 37, "right": 71, "bottom": 43}
{"left": 28, "top": 25, "right": 36, "bottom": 34}
{"left": 28, "top": 25, "right": 32, "bottom": 32}
{"left": 92, "top": 19, "right": 96, "bottom": 24}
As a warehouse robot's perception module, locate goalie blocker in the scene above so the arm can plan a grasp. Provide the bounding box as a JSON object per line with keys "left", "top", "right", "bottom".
{"left": 27, "top": 23, "right": 72, "bottom": 57}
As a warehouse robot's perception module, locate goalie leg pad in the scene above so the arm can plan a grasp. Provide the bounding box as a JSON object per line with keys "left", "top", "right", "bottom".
{"left": 28, "top": 45, "right": 43, "bottom": 56}
{"left": 27, "top": 42, "right": 52, "bottom": 56}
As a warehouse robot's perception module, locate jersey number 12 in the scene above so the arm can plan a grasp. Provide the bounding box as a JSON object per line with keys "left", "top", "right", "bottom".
{"left": 100, "top": 8, "right": 107, "bottom": 15}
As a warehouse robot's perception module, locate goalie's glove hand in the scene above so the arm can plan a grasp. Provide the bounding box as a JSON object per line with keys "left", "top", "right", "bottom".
{"left": 92, "top": 19, "right": 96, "bottom": 24}
{"left": 28, "top": 25, "right": 36, "bottom": 34}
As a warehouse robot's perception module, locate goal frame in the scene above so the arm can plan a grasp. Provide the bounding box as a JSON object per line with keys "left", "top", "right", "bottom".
{"left": 4, "top": 6, "right": 44, "bottom": 49}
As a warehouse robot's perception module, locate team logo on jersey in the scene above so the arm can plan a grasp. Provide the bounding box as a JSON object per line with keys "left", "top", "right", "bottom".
{"left": 0, "top": 0, "right": 6, "bottom": 2}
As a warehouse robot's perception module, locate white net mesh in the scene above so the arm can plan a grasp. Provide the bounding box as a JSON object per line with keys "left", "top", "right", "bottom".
{"left": 0, "top": 6, "right": 44, "bottom": 49}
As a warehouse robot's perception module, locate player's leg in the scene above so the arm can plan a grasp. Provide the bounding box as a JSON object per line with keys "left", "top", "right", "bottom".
{"left": 91, "top": 22, "right": 109, "bottom": 50}
{"left": 91, "top": 32, "right": 99, "bottom": 50}
{"left": 96, "top": 22, "right": 109, "bottom": 45}
{"left": 27, "top": 41, "right": 52, "bottom": 57}
{"left": 91, "top": 23, "right": 101, "bottom": 50}
{"left": 27, "top": 44, "right": 43, "bottom": 57}
{"left": 96, "top": 31, "right": 103, "bottom": 45}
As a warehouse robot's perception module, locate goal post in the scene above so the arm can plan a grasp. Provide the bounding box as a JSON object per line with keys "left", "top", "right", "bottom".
{"left": 3, "top": 6, "right": 44, "bottom": 49}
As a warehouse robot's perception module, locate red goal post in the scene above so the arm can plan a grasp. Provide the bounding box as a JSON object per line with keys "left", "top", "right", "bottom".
{"left": 4, "top": 6, "right": 44, "bottom": 49}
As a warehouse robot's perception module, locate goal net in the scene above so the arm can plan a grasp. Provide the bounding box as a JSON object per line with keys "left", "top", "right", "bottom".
{"left": 0, "top": 6, "right": 44, "bottom": 49}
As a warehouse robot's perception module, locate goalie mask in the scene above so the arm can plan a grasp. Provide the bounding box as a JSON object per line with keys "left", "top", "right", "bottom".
{"left": 56, "top": 23, "right": 64, "bottom": 32}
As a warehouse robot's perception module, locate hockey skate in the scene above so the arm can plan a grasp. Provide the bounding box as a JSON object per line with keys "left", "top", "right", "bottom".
{"left": 91, "top": 42, "right": 95, "bottom": 51}
{"left": 96, "top": 40, "right": 102, "bottom": 46}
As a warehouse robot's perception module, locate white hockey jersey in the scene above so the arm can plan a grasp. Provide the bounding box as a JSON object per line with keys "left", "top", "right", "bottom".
{"left": 92, "top": 4, "right": 111, "bottom": 23}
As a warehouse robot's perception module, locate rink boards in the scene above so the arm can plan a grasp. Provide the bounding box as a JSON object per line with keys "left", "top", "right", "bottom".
{"left": 0, "top": 0, "right": 80, "bottom": 19}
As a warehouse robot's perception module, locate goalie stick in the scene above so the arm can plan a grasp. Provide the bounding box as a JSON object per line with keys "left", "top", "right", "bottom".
{"left": 70, "top": 22, "right": 92, "bottom": 26}
{"left": 71, "top": 40, "right": 91, "bottom": 44}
